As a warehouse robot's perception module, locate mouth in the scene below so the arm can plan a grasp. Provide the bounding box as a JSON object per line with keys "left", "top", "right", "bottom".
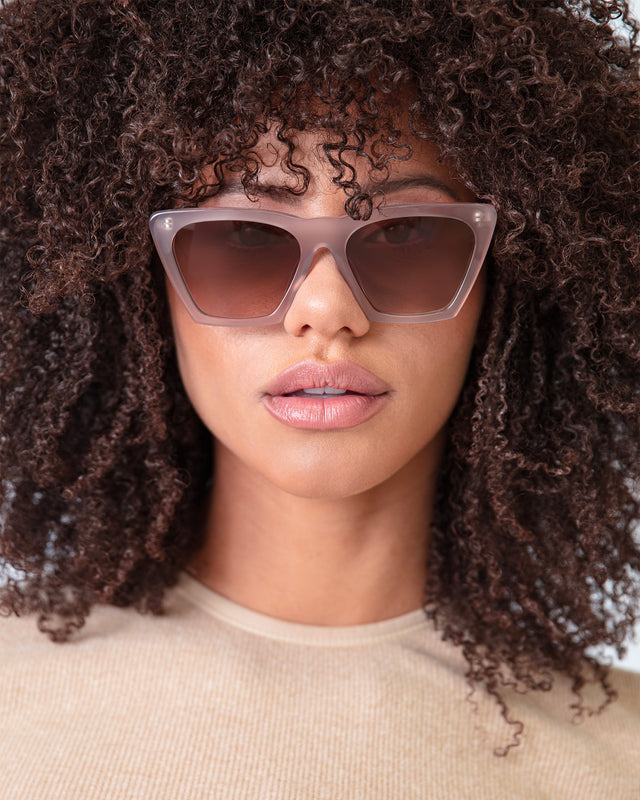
{"left": 285, "top": 386, "right": 363, "bottom": 398}
{"left": 262, "top": 360, "right": 390, "bottom": 430}
{"left": 263, "top": 360, "right": 390, "bottom": 397}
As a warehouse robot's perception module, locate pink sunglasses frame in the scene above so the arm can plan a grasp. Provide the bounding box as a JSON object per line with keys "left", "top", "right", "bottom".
{"left": 149, "top": 202, "right": 497, "bottom": 326}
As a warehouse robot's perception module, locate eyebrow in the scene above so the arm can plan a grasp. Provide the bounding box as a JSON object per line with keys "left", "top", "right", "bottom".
{"left": 217, "top": 182, "right": 305, "bottom": 200}
{"left": 215, "top": 173, "right": 460, "bottom": 203}
{"left": 371, "top": 176, "right": 461, "bottom": 202}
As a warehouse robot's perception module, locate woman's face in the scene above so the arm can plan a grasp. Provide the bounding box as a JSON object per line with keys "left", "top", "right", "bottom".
{"left": 166, "top": 130, "right": 485, "bottom": 499}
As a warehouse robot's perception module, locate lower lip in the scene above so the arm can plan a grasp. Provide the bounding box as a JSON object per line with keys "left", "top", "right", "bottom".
{"left": 263, "top": 394, "right": 388, "bottom": 430}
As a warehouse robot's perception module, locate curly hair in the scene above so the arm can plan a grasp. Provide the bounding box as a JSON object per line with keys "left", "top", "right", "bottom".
{"left": 1, "top": 0, "right": 640, "bottom": 749}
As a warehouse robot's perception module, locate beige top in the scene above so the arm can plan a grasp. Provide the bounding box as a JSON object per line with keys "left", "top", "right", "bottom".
{"left": 1, "top": 573, "right": 639, "bottom": 799}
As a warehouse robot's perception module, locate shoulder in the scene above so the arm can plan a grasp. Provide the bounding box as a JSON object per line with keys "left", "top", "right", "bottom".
{"left": 491, "top": 664, "right": 640, "bottom": 774}
{"left": 512, "top": 663, "right": 640, "bottom": 732}
{"left": 0, "top": 587, "right": 202, "bottom": 677}
{"left": 608, "top": 665, "right": 640, "bottom": 718}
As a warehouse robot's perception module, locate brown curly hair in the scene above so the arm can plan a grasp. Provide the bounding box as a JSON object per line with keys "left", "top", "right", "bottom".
{"left": 1, "top": 0, "right": 639, "bottom": 749}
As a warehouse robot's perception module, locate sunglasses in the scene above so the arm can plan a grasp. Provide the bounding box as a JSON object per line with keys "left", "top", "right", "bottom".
{"left": 149, "top": 203, "right": 497, "bottom": 326}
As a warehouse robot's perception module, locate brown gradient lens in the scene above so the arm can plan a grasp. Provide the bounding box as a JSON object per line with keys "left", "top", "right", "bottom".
{"left": 346, "top": 216, "right": 476, "bottom": 314}
{"left": 173, "top": 220, "right": 300, "bottom": 318}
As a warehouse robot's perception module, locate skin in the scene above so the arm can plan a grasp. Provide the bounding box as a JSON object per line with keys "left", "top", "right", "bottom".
{"left": 168, "top": 131, "right": 486, "bottom": 625}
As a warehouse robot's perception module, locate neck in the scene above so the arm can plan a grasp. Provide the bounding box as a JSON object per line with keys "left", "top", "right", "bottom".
{"left": 188, "top": 439, "right": 441, "bottom": 626}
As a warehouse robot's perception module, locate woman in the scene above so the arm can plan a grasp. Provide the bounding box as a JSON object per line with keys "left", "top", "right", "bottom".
{"left": 0, "top": 0, "right": 639, "bottom": 796}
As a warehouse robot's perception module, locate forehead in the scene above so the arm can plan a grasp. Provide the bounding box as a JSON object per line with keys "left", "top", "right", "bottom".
{"left": 199, "top": 122, "right": 474, "bottom": 207}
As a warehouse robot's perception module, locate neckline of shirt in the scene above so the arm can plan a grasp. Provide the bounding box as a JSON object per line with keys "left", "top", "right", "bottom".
{"left": 175, "top": 572, "right": 434, "bottom": 647}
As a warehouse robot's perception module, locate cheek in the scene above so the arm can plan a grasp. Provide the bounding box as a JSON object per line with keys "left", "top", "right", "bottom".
{"left": 399, "top": 275, "right": 484, "bottom": 415}
{"left": 168, "top": 285, "right": 237, "bottom": 433}
{"left": 167, "top": 287, "right": 277, "bottom": 452}
{"left": 390, "top": 328, "right": 473, "bottom": 457}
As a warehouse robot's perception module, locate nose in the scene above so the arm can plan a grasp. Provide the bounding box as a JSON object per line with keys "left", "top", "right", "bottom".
{"left": 282, "top": 247, "right": 370, "bottom": 339}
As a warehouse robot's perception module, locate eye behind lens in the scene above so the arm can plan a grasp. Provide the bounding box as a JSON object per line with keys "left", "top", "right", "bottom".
{"left": 229, "top": 221, "right": 292, "bottom": 249}
{"left": 346, "top": 216, "right": 476, "bottom": 315}
{"left": 172, "top": 220, "right": 300, "bottom": 319}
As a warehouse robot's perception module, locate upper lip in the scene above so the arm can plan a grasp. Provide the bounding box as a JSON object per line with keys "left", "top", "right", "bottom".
{"left": 263, "top": 360, "right": 390, "bottom": 397}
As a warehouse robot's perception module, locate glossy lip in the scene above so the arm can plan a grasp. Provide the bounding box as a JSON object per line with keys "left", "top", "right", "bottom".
{"left": 262, "top": 360, "right": 391, "bottom": 430}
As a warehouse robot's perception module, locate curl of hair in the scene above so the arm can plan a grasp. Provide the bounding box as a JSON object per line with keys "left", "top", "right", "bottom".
{"left": 1, "top": 0, "right": 639, "bottom": 750}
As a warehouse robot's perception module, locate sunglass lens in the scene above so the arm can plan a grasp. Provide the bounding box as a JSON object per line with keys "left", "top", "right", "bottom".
{"left": 346, "top": 216, "right": 476, "bottom": 314}
{"left": 172, "top": 220, "right": 300, "bottom": 319}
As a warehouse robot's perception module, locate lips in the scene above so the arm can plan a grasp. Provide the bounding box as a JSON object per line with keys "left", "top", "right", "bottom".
{"left": 263, "top": 360, "right": 390, "bottom": 397}
{"left": 262, "top": 360, "right": 390, "bottom": 430}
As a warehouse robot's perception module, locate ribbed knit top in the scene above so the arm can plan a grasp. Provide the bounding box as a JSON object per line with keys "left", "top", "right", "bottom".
{"left": 179, "top": 570, "right": 433, "bottom": 645}
{"left": 1, "top": 572, "right": 638, "bottom": 799}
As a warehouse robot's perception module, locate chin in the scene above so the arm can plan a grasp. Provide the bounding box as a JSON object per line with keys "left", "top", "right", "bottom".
{"left": 258, "top": 452, "right": 407, "bottom": 500}
{"left": 271, "top": 477, "right": 382, "bottom": 501}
